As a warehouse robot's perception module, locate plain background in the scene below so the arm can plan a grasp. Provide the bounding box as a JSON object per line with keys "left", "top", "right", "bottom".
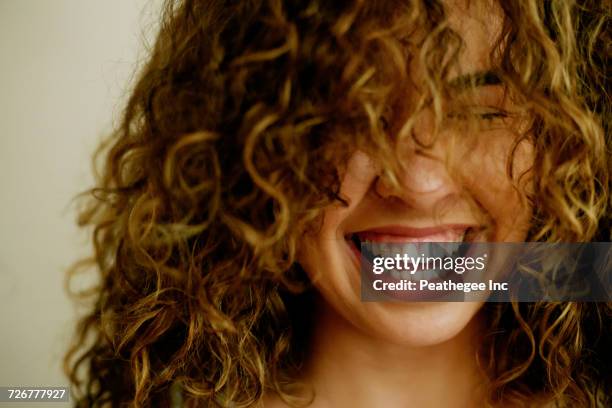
{"left": 0, "top": 0, "right": 161, "bottom": 405}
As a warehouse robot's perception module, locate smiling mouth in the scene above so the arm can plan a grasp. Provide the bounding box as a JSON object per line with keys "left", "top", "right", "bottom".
{"left": 344, "top": 225, "right": 481, "bottom": 280}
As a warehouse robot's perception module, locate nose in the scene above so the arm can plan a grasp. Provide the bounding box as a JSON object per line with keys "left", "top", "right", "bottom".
{"left": 374, "top": 149, "right": 459, "bottom": 210}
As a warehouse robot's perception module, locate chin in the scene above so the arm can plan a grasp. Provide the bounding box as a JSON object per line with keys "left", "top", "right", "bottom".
{"left": 302, "top": 231, "right": 485, "bottom": 348}
{"left": 355, "top": 301, "right": 483, "bottom": 347}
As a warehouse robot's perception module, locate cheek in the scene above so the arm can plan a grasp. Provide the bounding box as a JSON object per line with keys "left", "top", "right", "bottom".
{"left": 453, "top": 133, "right": 534, "bottom": 239}
{"left": 298, "top": 150, "right": 379, "bottom": 276}
{"left": 319, "top": 150, "right": 380, "bottom": 233}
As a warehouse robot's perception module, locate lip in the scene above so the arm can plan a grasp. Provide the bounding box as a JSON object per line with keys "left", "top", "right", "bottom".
{"left": 345, "top": 225, "right": 490, "bottom": 301}
{"left": 343, "top": 223, "right": 491, "bottom": 301}
{"left": 352, "top": 224, "right": 474, "bottom": 242}
{"left": 346, "top": 237, "right": 469, "bottom": 301}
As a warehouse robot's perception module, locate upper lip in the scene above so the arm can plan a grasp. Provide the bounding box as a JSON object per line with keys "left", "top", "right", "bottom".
{"left": 351, "top": 224, "right": 475, "bottom": 238}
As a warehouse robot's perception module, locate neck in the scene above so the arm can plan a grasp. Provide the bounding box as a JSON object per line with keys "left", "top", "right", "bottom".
{"left": 300, "top": 296, "right": 487, "bottom": 408}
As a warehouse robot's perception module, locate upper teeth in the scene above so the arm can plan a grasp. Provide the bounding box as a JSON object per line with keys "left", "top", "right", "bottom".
{"left": 359, "top": 235, "right": 468, "bottom": 282}
{"left": 364, "top": 240, "right": 464, "bottom": 259}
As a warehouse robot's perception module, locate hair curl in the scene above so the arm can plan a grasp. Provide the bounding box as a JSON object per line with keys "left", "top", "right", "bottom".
{"left": 65, "top": 0, "right": 611, "bottom": 406}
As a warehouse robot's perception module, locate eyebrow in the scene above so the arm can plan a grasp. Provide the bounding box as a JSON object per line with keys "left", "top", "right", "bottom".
{"left": 447, "top": 70, "right": 502, "bottom": 90}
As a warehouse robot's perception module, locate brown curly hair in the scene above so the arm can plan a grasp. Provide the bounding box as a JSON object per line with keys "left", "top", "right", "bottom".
{"left": 65, "top": 0, "right": 611, "bottom": 406}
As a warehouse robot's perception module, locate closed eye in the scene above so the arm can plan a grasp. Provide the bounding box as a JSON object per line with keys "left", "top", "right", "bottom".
{"left": 478, "top": 110, "right": 508, "bottom": 120}
{"left": 446, "top": 107, "right": 508, "bottom": 119}
{"left": 445, "top": 106, "right": 511, "bottom": 129}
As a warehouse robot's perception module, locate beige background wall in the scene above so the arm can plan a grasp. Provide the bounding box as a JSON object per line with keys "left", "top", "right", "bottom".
{"left": 0, "top": 1, "right": 161, "bottom": 404}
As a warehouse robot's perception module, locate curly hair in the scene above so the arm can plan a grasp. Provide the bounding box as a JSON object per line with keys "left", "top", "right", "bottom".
{"left": 65, "top": 0, "right": 611, "bottom": 406}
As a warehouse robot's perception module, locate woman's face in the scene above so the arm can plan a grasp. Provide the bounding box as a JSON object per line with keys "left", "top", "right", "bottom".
{"left": 298, "top": 1, "right": 534, "bottom": 346}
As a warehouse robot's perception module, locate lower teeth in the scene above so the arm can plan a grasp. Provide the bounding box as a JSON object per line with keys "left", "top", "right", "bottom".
{"left": 390, "top": 269, "right": 450, "bottom": 281}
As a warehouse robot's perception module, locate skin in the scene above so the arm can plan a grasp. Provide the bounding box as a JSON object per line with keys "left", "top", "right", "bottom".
{"left": 267, "top": 1, "right": 534, "bottom": 407}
